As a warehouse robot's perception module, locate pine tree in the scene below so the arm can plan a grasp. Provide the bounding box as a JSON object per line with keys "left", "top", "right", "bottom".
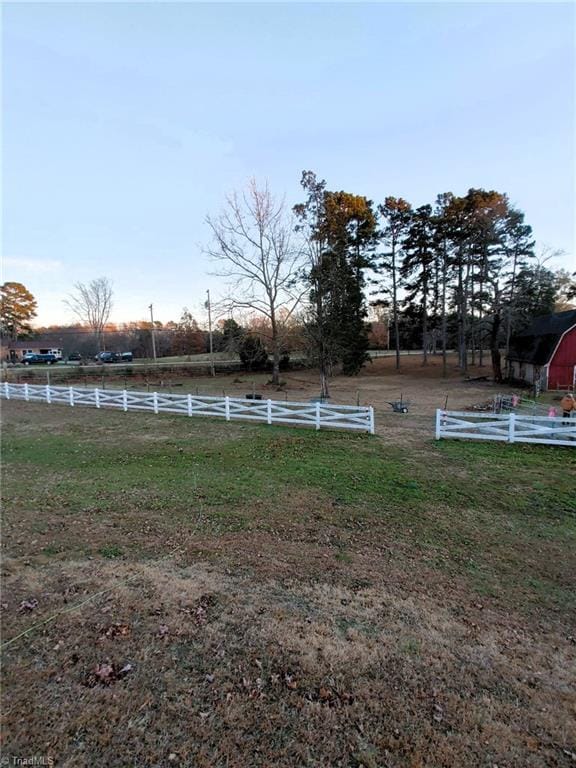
{"left": 295, "top": 174, "right": 378, "bottom": 382}
{"left": 376, "top": 197, "right": 412, "bottom": 370}
{"left": 221, "top": 319, "right": 245, "bottom": 353}
{"left": 322, "top": 191, "right": 378, "bottom": 374}
{"left": 401, "top": 205, "right": 435, "bottom": 365}
{"left": 432, "top": 193, "right": 455, "bottom": 377}
{"left": 513, "top": 263, "right": 557, "bottom": 330}
{"left": 501, "top": 209, "right": 535, "bottom": 365}
{"left": 294, "top": 171, "right": 332, "bottom": 397}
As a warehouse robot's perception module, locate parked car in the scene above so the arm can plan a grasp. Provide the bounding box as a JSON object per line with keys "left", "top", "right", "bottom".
{"left": 121, "top": 352, "right": 133, "bottom": 362}
{"left": 67, "top": 352, "right": 82, "bottom": 363}
{"left": 95, "top": 352, "right": 119, "bottom": 363}
{"left": 22, "top": 353, "right": 59, "bottom": 365}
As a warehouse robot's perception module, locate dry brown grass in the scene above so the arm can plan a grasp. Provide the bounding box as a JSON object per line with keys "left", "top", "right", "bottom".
{"left": 2, "top": 556, "right": 575, "bottom": 767}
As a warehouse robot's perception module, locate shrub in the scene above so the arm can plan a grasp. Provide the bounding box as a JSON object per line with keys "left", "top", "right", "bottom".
{"left": 239, "top": 335, "right": 269, "bottom": 371}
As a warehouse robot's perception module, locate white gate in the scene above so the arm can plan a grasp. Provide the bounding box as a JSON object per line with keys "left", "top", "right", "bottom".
{"left": 435, "top": 409, "right": 576, "bottom": 447}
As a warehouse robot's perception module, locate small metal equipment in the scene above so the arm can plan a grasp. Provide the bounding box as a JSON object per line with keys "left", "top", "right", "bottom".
{"left": 387, "top": 394, "right": 410, "bottom": 413}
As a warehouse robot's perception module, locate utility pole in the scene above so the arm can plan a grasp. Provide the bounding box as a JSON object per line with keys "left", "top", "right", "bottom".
{"left": 149, "top": 303, "right": 157, "bottom": 364}
{"left": 206, "top": 290, "right": 215, "bottom": 377}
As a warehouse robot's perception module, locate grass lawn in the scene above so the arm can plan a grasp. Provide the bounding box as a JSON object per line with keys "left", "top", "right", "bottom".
{"left": 1, "top": 401, "right": 575, "bottom": 767}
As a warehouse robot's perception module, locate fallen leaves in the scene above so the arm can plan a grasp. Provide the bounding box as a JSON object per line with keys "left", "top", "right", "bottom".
{"left": 86, "top": 661, "right": 134, "bottom": 687}
{"left": 100, "top": 622, "right": 131, "bottom": 640}
{"left": 19, "top": 598, "right": 38, "bottom": 612}
{"left": 178, "top": 594, "right": 220, "bottom": 627}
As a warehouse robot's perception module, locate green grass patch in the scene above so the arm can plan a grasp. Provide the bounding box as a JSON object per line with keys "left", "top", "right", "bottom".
{"left": 2, "top": 406, "right": 575, "bottom": 616}
{"left": 98, "top": 544, "right": 124, "bottom": 559}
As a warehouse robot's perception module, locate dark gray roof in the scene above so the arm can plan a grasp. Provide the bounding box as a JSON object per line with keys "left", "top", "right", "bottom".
{"left": 508, "top": 309, "right": 576, "bottom": 365}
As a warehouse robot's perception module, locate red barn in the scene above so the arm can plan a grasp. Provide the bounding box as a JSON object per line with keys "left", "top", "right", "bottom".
{"left": 508, "top": 309, "right": 576, "bottom": 391}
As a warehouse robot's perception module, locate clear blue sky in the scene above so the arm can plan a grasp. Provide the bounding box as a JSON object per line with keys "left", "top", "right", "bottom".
{"left": 3, "top": 1, "right": 574, "bottom": 326}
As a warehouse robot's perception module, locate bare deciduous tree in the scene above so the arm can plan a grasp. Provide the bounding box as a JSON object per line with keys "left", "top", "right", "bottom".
{"left": 65, "top": 277, "right": 113, "bottom": 352}
{"left": 205, "top": 180, "right": 304, "bottom": 385}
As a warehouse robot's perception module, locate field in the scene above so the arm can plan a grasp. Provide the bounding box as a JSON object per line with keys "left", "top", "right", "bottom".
{"left": 1, "top": 359, "right": 575, "bottom": 767}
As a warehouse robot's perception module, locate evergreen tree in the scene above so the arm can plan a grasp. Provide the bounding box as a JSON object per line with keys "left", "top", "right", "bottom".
{"left": 401, "top": 205, "right": 435, "bottom": 365}
{"left": 221, "top": 318, "right": 244, "bottom": 353}
{"left": 432, "top": 193, "right": 455, "bottom": 377}
{"left": 239, "top": 334, "right": 269, "bottom": 371}
{"left": 463, "top": 189, "right": 509, "bottom": 369}
{"left": 294, "top": 171, "right": 332, "bottom": 397}
{"left": 501, "top": 208, "right": 534, "bottom": 370}
{"left": 513, "top": 263, "right": 557, "bottom": 330}
{"left": 376, "top": 197, "right": 412, "bottom": 370}
{"left": 321, "top": 190, "right": 378, "bottom": 374}
{"left": 295, "top": 173, "right": 378, "bottom": 382}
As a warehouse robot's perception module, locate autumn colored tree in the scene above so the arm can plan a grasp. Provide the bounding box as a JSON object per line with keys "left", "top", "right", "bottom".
{"left": 173, "top": 308, "right": 205, "bottom": 355}
{"left": 0, "top": 282, "right": 38, "bottom": 340}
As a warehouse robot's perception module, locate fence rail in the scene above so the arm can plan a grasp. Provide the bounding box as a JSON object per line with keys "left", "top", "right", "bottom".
{"left": 435, "top": 409, "right": 576, "bottom": 447}
{"left": 1, "top": 382, "right": 375, "bottom": 434}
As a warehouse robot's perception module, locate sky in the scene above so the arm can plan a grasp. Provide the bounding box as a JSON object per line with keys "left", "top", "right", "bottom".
{"left": 2, "top": 1, "right": 575, "bottom": 327}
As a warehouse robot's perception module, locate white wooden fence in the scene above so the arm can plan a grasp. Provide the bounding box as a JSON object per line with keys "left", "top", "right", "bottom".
{"left": 435, "top": 409, "right": 576, "bottom": 447}
{"left": 1, "top": 382, "right": 375, "bottom": 434}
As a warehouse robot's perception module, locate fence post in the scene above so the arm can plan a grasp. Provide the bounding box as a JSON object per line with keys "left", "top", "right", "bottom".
{"left": 153, "top": 391, "right": 159, "bottom": 415}
{"left": 267, "top": 399, "right": 272, "bottom": 425}
{"left": 45, "top": 384, "right": 51, "bottom": 404}
{"left": 508, "top": 412, "right": 515, "bottom": 443}
{"left": 24, "top": 383, "right": 29, "bottom": 402}
{"left": 69, "top": 386, "right": 75, "bottom": 407}
{"left": 187, "top": 393, "right": 192, "bottom": 417}
{"left": 369, "top": 406, "right": 375, "bottom": 435}
{"left": 4, "top": 381, "right": 10, "bottom": 400}
{"left": 435, "top": 409, "right": 442, "bottom": 440}
{"left": 95, "top": 388, "right": 100, "bottom": 409}
{"left": 315, "top": 401, "right": 321, "bottom": 430}
{"left": 123, "top": 389, "right": 128, "bottom": 412}
{"left": 225, "top": 396, "right": 230, "bottom": 421}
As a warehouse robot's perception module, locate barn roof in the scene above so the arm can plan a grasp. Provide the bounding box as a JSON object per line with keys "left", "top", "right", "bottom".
{"left": 508, "top": 309, "right": 576, "bottom": 365}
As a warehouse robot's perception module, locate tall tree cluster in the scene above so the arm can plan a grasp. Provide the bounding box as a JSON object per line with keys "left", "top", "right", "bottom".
{"left": 208, "top": 174, "right": 567, "bottom": 394}
{"left": 336, "top": 183, "right": 540, "bottom": 383}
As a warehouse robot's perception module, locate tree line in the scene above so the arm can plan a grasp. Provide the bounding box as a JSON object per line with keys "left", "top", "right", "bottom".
{"left": 207, "top": 173, "right": 575, "bottom": 392}
{"left": 2, "top": 172, "right": 574, "bottom": 392}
